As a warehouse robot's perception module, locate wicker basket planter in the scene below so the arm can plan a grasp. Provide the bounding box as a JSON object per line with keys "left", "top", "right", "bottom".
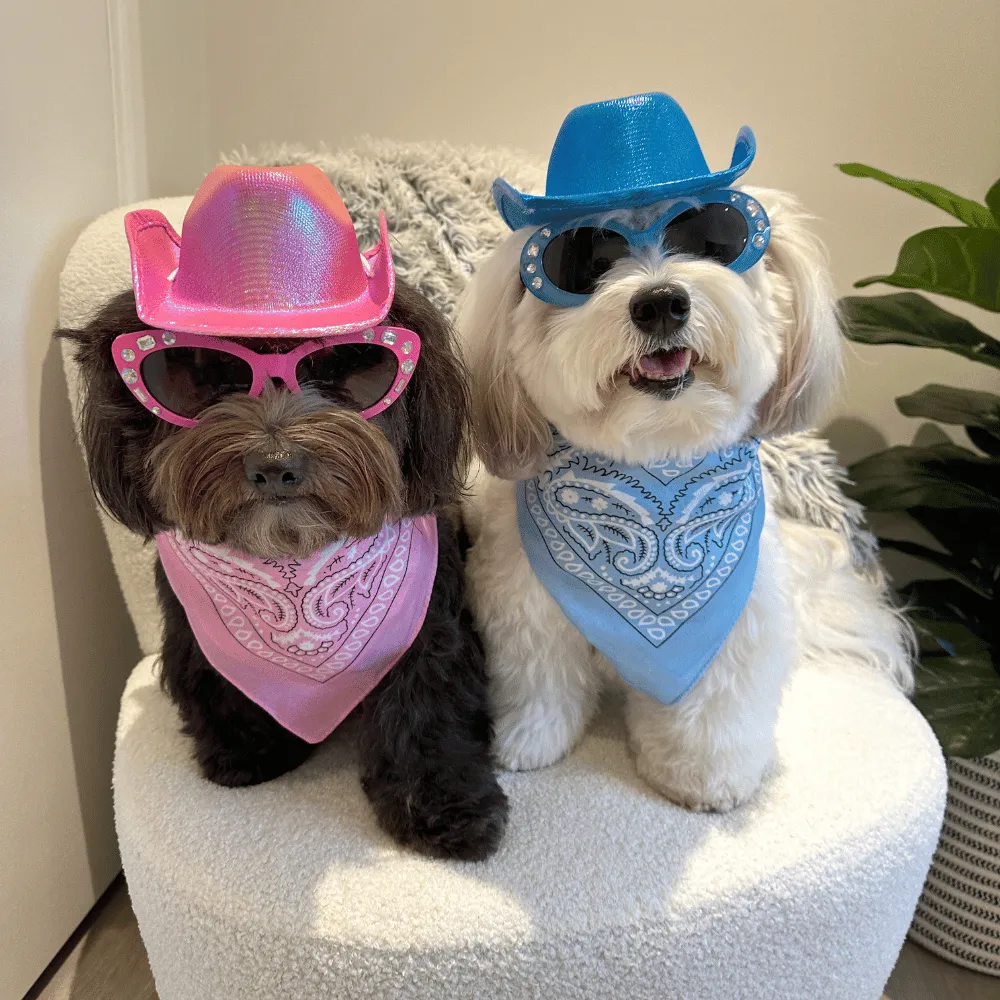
{"left": 910, "top": 751, "right": 1000, "bottom": 976}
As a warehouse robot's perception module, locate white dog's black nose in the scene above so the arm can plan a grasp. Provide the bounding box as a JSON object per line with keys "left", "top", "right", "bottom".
{"left": 629, "top": 286, "right": 691, "bottom": 336}
{"left": 244, "top": 450, "right": 308, "bottom": 499}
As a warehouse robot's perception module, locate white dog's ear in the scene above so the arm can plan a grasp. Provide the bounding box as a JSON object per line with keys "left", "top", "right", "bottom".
{"left": 458, "top": 232, "right": 550, "bottom": 479}
{"left": 748, "top": 188, "right": 843, "bottom": 436}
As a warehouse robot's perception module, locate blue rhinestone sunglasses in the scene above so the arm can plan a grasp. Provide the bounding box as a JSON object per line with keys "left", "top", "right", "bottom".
{"left": 519, "top": 189, "right": 770, "bottom": 307}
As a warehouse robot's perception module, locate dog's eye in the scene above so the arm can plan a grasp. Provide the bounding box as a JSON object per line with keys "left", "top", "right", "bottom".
{"left": 542, "top": 228, "right": 629, "bottom": 296}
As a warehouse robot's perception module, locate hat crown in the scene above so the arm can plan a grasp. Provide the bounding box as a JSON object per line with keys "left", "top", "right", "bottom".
{"left": 545, "top": 92, "right": 710, "bottom": 199}
{"left": 492, "top": 92, "right": 755, "bottom": 232}
{"left": 173, "top": 165, "right": 366, "bottom": 313}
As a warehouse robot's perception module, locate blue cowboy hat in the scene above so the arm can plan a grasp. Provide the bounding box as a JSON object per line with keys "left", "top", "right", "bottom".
{"left": 492, "top": 92, "right": 757, "bottom": 231}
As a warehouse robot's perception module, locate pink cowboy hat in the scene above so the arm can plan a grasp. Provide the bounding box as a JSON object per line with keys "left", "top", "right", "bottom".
{"left": 124, "top": 164, "right": 395, "bottom": 337}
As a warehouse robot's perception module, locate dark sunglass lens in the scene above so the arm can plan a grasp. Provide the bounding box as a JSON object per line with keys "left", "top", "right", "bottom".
{"left": 295, "top": 344, "right": 399, "bottom": 410}
{"left": 664, "top": 204, "right": 749, "bottom": 265}
{"left": 140, "top": 347, "right": 254, "bottom": 419}
{"left": 542, "top": 227, "right": 630, "bottom": 295}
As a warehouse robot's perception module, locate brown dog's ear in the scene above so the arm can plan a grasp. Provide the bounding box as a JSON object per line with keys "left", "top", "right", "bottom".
{"left": 747, "top": 187, "right": 844, "bottom": 437}
{"left": 56, "top": 291, "right": 164, "bottom": 536}
{"left": 459, "top": 232, "right": 550, "bottom": 480}
{"left": 386, "top": 279, "right": 471, "bottom": 513}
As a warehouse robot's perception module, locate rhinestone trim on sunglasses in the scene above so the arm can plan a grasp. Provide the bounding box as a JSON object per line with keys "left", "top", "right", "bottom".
{"left": 520, "top": 188, "right": 770, "bottom": 308}
{"left": 111, "top": 326, "right": 421, "bottom": 428}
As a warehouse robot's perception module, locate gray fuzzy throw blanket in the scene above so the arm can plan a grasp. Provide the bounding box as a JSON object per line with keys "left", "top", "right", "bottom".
{"left": 226, "top": 139, "right": 877, "bottom": 571}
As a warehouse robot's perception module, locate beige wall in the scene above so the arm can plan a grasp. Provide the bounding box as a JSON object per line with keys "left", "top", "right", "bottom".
{"left": 0, "top": 3, "right": 141, "bottom": 997}
{"left": 141, "top": 0, "right": 213, "bottom": 198}
{"left": 143, "top": 0, "right": 1000, "bottom": 461}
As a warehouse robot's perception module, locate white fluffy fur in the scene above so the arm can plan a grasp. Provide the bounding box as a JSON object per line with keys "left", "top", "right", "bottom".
{"left": 460, "top": 187, "right": 914, "bottom": 811}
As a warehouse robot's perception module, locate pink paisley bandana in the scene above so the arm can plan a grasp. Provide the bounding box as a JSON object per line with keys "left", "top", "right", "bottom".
{"left": 156, "top": 517, "right": 438, "bottom": 743}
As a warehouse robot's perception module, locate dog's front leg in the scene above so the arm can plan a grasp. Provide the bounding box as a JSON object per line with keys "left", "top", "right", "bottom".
{"left": 357, "top": 516, "right": 509, "bottom": 861}
{"left": 624, "top": 513, "right": 793, "bottom": 811}
{"left": 466, "top": 478, "right": 602, "bottom": 772}
{"left": 156, "top": 562, "right": 314, "bottom": 786}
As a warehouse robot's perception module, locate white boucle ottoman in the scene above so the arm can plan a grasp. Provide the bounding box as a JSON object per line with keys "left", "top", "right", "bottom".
{"left": 59, "top": 145, "right": 947, "bottom": 999}
{"left": 114, "top": 653, "right": 943, "bottom": 1000}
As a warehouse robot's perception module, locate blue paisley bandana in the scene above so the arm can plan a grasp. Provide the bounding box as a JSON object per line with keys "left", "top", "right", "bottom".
{"left": 517, "top": 433, "right": 765, "bottom": 704}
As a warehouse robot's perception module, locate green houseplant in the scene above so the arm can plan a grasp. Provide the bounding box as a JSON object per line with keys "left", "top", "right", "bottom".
{"left": 837, "top": 162, "right": 1000, "bottom": 977}
{"left": 837, "top": 162, "right": 1000, "bottom": 759}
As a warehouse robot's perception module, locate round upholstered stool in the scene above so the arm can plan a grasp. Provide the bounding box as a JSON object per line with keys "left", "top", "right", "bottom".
{"left": 114, "top": 654, "right": 943, "bottom": 1000}
{"left": 60, "top": 145, "right": 946, "bottom": 1000}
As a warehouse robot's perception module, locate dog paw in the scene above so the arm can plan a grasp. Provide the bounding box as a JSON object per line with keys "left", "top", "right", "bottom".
{"left": 410, "top": 789, "right": 510, "bottom": 862}
{"left": 196, "top": 740, "right": 312, "bottom": 788}
{"left": 366, "top": 775, "right": 510, "bottom": 862}
{"left": 635, "top": 753, "right": 763, "bottom": 813}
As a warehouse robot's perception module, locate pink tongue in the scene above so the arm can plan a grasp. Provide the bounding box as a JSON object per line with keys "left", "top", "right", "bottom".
{"left": 638, "top": 348, "right": 691, "bottom": 379}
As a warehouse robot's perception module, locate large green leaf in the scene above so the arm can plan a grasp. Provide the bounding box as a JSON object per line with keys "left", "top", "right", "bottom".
{"left": 855, "top": 227, "right": 1000, "bottom": 311}
{"left": 838, "top": 163, "right": 999, "bottom": 229}
{"left": 896, "top": 384, "right": 1000, "bottom": 431}
{"left": 913, "top": 613, "right": 991, "bottom": 658}
{"left": 987, "top": 177, "right": 1000, "bottom": 225}
{"left": 910, "top": 615, "right": 1000, "bottom": 757}
{"left": 901, "top": 578, "right": 994, "bottom": 643}
{"left": 839, "top": 293, "right": 1000, "bottom": 368}
{"left": 966, "top": 426, "right": 1000, "bottom": 458}
{"left": 848, "top": 443, "right": 1000, "bottom": 512}
{"left": 907, "top": 505, "right": 1000, "bottom": 576}
{"left": 878, "top": 538, "right": 992, "bottom": 597}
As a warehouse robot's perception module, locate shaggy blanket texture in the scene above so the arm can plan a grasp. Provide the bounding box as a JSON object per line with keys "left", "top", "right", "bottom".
{"left": 58, "top": 140, "right": 943, "bottom": 1000}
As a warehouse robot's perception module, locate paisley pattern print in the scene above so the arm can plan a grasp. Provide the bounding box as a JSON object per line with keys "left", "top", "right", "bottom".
{"left": 156, "top": 517, "right": 438, "bottom": 742}
{"left": 163, "top": 524, "right": 408, "bottom": 681}
{"left": 517, "top": 435, "right": 764, "bottom": 705}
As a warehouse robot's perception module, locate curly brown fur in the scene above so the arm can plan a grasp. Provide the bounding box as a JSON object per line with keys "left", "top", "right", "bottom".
{"left": 62, "top": 280, "right": 470, "bottom": 545}
{"left": 149, "top": 387, "right": 403, "bottom": 557}
{"left": 358, "top": 515, "right": 507, "bottom": 859}
{"left": 155, "top": 558, "right": 314, "bottom": 786}
{"left": 57, "top": 279, "right": 507, "bottom": 860}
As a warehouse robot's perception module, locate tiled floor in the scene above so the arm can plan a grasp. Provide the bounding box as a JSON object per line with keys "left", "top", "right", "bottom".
{"left": 25, "top": 875, "right": 999, "bottom": 999}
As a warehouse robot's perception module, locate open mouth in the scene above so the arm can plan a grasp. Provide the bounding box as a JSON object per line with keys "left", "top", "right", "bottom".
{"left": 621, "top": 347, "right": 697, "bottom": 399}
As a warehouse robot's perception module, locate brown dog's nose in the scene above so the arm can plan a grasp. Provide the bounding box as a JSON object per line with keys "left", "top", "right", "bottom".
{"left": 629, "top": 286, "right": 691, "bottom": 336}
{"left": 243, "top": 450, "right": 309, "bottom": 499}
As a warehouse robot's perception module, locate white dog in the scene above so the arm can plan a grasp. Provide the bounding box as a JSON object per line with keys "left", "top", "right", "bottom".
{"left": 459, "top": 186, "right": 913, "bottom": 812}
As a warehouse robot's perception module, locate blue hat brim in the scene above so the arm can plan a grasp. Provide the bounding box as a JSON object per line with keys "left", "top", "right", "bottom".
{"left": 493, "top": 126, "right": 756, "bottom": 231}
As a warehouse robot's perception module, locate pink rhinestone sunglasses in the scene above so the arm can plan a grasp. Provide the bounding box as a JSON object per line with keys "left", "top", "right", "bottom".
{"left": 112, "top": 326, "right": 421, "bottom": 428}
